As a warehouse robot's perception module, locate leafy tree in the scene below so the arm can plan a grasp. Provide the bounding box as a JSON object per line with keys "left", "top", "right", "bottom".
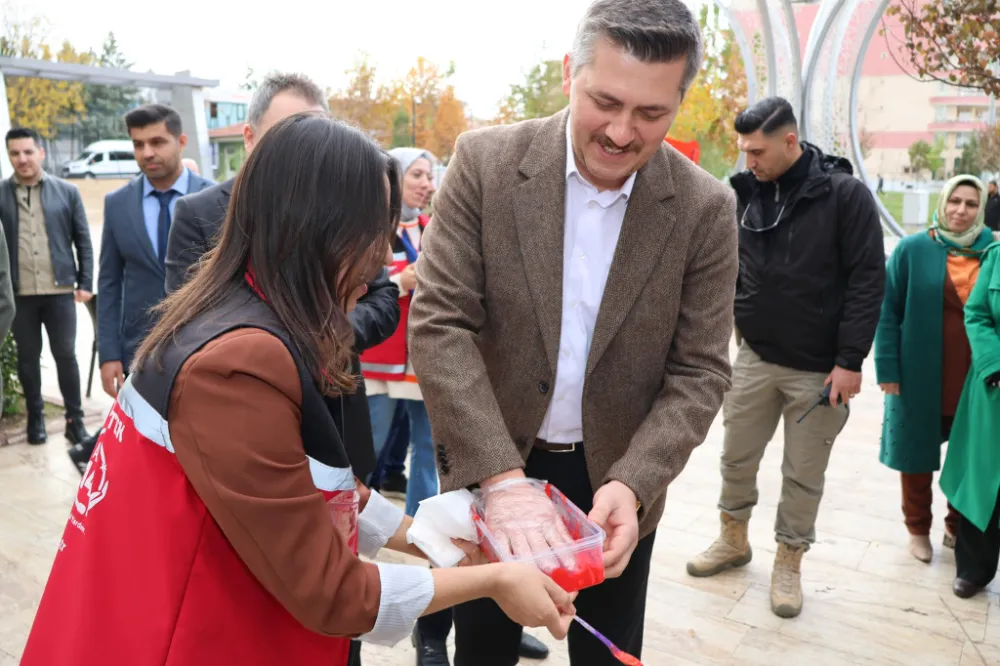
{"left": 78, "top": 32, "right": 139, "bottom": 144}
{"left": 428, "top": 85, "right": 467, "bottom": 160}
{"left": 977, "top": 123, "right": 1000, "bottom": 173}
{"left": 909, "top": 138, "right": 945, "bottom": 180}
{"left": 330, "top": 54, "right": 469, "bottom": 156}
{"left": 883, "top": 0, "right": 1000, "bottom": 96}
{"left": 493, "top": 60, "right": 567, "bottom": 124}
{"left": 1, "top": 13, "right": 90, "bottom": 139}
{"left": 956, "top": 136, "right": 983, "bottom": 176}
{"left": 329, "top": 55, "right": 411, "bottom": 146}
{"left": 391, "top": 106, "right": 411, "bottom": 148}
{"left": 668, "top": 4, "right": 748, "bottom": 169}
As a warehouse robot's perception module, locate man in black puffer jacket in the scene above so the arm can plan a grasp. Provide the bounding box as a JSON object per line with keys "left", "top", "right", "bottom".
{"left": 687, "top": 97, "right": 885, "bottom": 620}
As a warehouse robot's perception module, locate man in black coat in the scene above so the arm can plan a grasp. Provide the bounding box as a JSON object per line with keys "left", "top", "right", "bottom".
{"left": 985, "top": 181, "right": 1000, "bottom": 234}
{"left": 687, "top": 97, "right": 885, "bottom": 621}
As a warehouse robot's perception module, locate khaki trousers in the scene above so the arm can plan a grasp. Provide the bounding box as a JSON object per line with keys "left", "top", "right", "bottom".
{"left": 719, "top": 343, "right": 849, "bottom": 548}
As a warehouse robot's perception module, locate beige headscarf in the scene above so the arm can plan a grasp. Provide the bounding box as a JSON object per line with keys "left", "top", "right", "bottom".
{"left": 935, "top": 174, "right": 987, "bottom": 248}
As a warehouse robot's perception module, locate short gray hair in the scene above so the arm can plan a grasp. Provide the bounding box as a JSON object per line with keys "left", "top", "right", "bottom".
{"left": 247, "top": 72, "right": 329, "bottom": 129}
{"left": 571, "top": 0, "right": 704, "bottom": 94}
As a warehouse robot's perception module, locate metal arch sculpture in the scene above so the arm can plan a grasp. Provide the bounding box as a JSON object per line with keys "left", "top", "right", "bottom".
{"left": 716, "top": 0, "right": 905, "bottom": 238}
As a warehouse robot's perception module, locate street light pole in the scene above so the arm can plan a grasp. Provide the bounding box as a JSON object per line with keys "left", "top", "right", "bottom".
{"left": 411, "top": 95, "right": 418, "bottom": 146}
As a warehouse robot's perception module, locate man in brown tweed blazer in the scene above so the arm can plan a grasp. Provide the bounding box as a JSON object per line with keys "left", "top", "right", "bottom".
{"left": 408, "top": 1, "right": 738, "bottom": 663}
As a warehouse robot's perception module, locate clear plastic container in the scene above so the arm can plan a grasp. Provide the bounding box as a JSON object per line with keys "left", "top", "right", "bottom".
{"left": 470, "top": 479, "right": 606, "bottom": 592}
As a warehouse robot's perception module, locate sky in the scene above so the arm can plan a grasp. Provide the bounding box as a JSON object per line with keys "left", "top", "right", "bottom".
{"left": 5, "top": 0, "right": 631, "bottom": 119}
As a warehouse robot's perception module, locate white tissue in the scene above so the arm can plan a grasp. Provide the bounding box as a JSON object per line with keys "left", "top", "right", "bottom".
{"left": 406, "top": 489, "right": 479, "bottom": 568}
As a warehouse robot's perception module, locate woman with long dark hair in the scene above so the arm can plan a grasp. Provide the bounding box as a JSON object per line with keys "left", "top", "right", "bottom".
{"left": 21, "top": 114, "right": 575, "bottom": 666}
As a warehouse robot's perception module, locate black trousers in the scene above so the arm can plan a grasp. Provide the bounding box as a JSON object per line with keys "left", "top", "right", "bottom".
{"left": 453, "top": 444, "right": 656, "bottom": 666}
{"left": 12, "top": 294, "right": 83, "bottom": 419}
{"left": 955, "top": 487, "right": 1000, "bottom": 587}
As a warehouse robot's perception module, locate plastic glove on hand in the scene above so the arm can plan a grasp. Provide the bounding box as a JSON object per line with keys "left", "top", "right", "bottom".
{"left": 482, "top": 479, "right": 576, "bottom": 572}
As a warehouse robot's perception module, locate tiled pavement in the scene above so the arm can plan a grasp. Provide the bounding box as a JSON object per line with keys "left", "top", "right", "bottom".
{"left": 3, "top": 338, "right": 998, "bottom": 665}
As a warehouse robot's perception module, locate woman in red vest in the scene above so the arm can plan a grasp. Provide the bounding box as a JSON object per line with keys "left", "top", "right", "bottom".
{"left": 21, "top": 114, "right": 575, "bottom": 666}
{"left": 360, "top": 147, "right": 439, "bottom": 516}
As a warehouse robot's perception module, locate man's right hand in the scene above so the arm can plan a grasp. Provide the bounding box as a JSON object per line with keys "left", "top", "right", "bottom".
{"left": 879, "top": 382, "right": 900, "bottom": 395}
{"left": 100, "top": 361, "right": 125, "bottom": 398}
{"left": 482, "top": 477, "right": 574, "bottom": 572}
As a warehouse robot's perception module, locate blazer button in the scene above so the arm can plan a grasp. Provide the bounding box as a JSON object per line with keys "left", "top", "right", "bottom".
{"left": 538, "top": 381, "right": 549, "bottom": 394}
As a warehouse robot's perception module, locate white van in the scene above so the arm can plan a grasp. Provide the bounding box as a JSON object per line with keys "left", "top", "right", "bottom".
{"left": 61, "top": 140, "right": 140, "bottom": 179}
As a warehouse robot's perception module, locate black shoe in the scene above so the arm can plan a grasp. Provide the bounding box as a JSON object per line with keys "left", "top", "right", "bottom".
{"left": 381, "top": 471, "right": 408, "bottom": 500}
{"left": 519, "top": 633, "right": 550, "bottom": 660}
{"left": 64, "top": 416, "right": 90, "bottom": 446}
{"left": 953, "top": 577, "right": 984, "bottom": 599}
{"left": 412, "top": 627, "right": 449, "bottom": 666}
{"left": 26, "top": 412, "right": 47, "bottom": 445}
{"left": 68, "top": 431, "right": 100, "bottom": 475}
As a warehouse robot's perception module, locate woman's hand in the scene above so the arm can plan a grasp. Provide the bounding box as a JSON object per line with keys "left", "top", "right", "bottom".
{"left": 399, "top": 264, "right": 417, "bottom": 291}
{"left": 453, "top": 538, "right": 488, "bottom": 566}
{"left": 489, "top": 562, "right": 577, "bottom": 640}
{"left": 879, "top": 382, "right": 900, "bottom": 395}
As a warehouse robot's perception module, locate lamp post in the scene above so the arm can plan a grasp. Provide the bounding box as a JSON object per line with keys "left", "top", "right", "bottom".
{"left": 411, "top": 95, "right": 421, "bottom": 146}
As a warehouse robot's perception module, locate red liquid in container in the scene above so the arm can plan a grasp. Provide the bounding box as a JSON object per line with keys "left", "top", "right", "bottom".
{"left": 471, "top": 481, "right": 606, "bottom": 593}
{"left": 325, "top": 489, "right": 359, "bottom": 555}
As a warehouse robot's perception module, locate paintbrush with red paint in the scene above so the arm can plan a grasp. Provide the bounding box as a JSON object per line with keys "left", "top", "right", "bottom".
{"left": 572, "top": 616, "right": 643, "bottom": 666}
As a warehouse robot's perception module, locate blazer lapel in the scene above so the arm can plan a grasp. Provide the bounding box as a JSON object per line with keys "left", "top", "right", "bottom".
{"left": 129, "top": 178, "right": 160, "bottom": 271}
{"left": 586, "top": 148, "right": 677, "bottom": 376}
{"left": 512, "top": 111, "right": 569, "bottom": 372}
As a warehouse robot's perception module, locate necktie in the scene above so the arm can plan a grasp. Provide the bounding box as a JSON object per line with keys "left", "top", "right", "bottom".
{"left": 154, "top": 190, "right": 176, "bottom": 266}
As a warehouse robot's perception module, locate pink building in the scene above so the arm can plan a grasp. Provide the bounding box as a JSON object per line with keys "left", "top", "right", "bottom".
{"left": 790, "top": 1, "right": 991, "bottom": 180}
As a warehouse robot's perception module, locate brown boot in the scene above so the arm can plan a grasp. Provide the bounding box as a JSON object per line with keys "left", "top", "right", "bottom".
{"left": 771, "top": 543, "right": 804, "bottom": 618}
{"left": 686, "top": 513, "right": 752, "bottom": 577}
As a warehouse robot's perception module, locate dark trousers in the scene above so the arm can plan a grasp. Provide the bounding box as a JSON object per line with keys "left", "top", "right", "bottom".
{"left": 374, "top": 401, "right": 410, "bottom": 483}
{"left": 12, "top": 294, "right": 82, "bottom": 419}
{"left": 955, "top": 488, "right": 1000, "bottom": 587}
{"left": 901, "top": 416, "right": 960, "bottom": 536}
{"left": 452, "top": 444, "right": 656, "bottom": 666}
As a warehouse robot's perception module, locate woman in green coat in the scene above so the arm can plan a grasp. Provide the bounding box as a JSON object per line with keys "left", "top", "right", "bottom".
{"left": 940, "top": 241, "right": 1000, "bottom": 599}
{"left": 874, "top": 175, "right": 994, "bottom": 563}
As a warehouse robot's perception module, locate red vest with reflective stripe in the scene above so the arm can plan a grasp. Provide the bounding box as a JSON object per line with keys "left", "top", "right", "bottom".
{"left": 21, "top": 290, "right": 357, "bottom": 666}
{"left": 360, "top": 214, "right": 428, "bottom": 382}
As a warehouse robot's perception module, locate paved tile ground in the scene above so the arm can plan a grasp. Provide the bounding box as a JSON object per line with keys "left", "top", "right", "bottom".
{"left": 3, "top": 340, "right": 998, "bottom": 665}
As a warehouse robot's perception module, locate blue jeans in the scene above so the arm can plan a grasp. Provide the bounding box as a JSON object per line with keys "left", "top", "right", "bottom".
{"left": 372, "top": 402, "right": 409, "bottom": 484}
{"left": 367, "top": 394, "right": 439, "bottom": 516}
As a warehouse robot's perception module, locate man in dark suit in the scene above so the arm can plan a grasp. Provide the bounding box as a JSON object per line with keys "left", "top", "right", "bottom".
{"left": 67, "top": 105, "right": 213, "bottom": 470}
{"left": 1, "top": 127, "right": 93, "bottom": 445}
{"left": 166, "top": 73, "right": 328, "bottom": 292}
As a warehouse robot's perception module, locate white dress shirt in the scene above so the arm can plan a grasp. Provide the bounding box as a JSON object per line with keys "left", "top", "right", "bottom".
{"left": 536, "top": 121, "right": 637, "bottom": 444}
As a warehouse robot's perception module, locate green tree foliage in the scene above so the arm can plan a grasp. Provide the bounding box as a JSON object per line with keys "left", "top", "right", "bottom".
{"left": 78, "top": 32, "right": 139, "bottom": 144}
{"left": 493, "top": 60, "right": 567, "bottom": 124}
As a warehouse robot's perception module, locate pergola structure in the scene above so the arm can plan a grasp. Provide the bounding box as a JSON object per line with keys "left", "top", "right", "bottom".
{"left": 0, "top": 56, "right": 219, "bottom": 180}
{"left": 716, "top": 0, "right": 905, "bottom": 240}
